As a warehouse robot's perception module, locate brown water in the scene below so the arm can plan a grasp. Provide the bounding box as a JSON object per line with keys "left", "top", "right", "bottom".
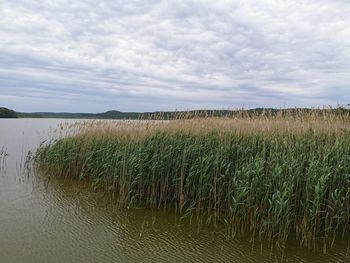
{"left": 0, "top": 119, "right": 349, "bottom": 263}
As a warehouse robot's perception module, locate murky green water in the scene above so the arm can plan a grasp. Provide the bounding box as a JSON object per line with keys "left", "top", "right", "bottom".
{"left": 0, "top": 119, "right": 349, "bottom": 263}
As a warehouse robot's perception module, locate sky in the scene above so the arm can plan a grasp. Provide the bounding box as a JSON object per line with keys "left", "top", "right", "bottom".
{"left": 0, "top": 0, "right": 349, "bottom": 112}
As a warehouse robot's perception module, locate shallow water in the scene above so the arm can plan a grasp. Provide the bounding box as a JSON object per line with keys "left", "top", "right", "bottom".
{"left": 0, "top": 118, "right": 349, "bottom": 263}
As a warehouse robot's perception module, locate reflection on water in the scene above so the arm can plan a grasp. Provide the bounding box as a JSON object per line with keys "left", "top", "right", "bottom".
{"left": 0, "top": 119, "right": 349, "bottom": 263}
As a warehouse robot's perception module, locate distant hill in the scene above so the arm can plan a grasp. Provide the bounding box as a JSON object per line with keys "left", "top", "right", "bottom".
{"left": 7, "top": 107, "right": 350, "bottom": 120}
{"left": 0, "top": 107, "right": 18, "bottom": 118}
{"left": 17, "top": 109, "right": 263, "bottom": 119}
{"left": 17, "top": 110, "right": 141, "bottom": 119}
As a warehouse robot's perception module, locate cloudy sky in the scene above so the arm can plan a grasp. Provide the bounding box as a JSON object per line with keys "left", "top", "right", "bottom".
{"left": 0, "top": 0, "right": 349, "bottom": 112}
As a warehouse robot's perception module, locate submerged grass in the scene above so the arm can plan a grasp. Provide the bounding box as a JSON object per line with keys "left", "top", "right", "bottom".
{"left": 33, "top": 110, "right": 350, "bottom": 249}
{"left": 0, "top": 146, "right": 8, "bottom": 170}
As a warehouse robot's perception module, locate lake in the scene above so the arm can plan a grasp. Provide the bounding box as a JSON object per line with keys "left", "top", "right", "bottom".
{"left": 0, "top": 119, "right": 348, "bottom": 262}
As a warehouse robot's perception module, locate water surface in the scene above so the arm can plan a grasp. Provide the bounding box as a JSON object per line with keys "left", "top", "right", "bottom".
{"left": 0, "top": 119, "right": 348, "bottom": 263}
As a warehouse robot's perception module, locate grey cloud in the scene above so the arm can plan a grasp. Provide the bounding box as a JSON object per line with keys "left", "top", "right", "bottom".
{"left": 0, "top": 0, "right": 349, "bottom": 112}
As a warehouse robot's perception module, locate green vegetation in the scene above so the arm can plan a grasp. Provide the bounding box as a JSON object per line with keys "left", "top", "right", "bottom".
{"left": 0, "top": 107, "right": 18, "bottom": 118}
{"left": 33, "top": 111, "right": 350, "bottom": 249}
{"left": 17, "top": 108, "right": 350, "bottom": 120}
{"left": 17, "top": 110, "right": 139, "bottom": 119}
{"left": 17, "top": 109, "right": 251, "bottom": 119}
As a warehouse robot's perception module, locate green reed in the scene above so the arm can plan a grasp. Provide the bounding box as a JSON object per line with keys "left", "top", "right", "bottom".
{"left": 33, "top": 116, "right": 350, "bottom": 249}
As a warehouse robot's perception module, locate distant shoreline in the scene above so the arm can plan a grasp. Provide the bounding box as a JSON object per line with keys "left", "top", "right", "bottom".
{"left": 1, "top": 107, "right": 350, "bottom": 120}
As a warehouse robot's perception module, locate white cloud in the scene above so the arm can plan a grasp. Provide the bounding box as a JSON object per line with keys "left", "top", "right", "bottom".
{"left": 0, "top": 0, "right": 349, "bottom": 112}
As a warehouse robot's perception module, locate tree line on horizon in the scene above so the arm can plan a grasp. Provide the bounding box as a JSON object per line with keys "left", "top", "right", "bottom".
{"left": 0, "top": 106, "right": 349, "bottom": 119}
{"left": 0, "top": 107, "right": 18, "bottom": 118}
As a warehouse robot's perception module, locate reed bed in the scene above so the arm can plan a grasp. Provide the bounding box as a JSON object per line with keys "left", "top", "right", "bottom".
{"left": 33, "top": 110, "right": 350, "bottom": 249}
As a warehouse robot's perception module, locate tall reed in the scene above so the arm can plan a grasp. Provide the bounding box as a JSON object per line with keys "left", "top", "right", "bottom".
{"left": 33, "top": 109, "right": 350, "bottom": 248}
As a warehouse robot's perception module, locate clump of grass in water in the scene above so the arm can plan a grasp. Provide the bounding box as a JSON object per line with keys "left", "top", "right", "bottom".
{"left": 32, "top": 109, "right": 350, "bottom": 250}
{"left": 0, "top": 146, "right": 8, "bottom": 170}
